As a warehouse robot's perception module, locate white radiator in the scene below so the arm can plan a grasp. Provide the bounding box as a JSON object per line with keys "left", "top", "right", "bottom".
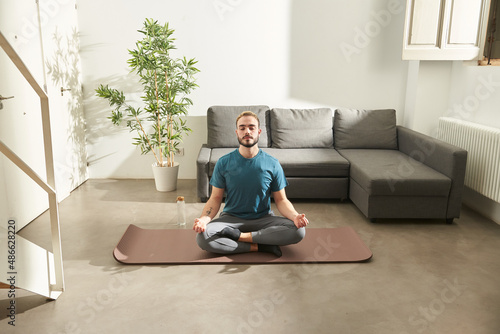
{"left": 438, "top": 117, "right": 500, "bottom": 203}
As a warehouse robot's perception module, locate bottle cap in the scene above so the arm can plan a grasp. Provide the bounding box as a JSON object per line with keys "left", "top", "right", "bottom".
{"left": 176, "top": 196, "right": 184, "bottom": 201}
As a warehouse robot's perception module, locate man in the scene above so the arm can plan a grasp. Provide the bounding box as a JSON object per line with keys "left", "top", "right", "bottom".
{"left": 193, "top": 111, "right": 309, "bottom": 257}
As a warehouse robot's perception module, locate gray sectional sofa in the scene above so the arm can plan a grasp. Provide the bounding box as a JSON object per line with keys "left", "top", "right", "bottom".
{"left": 196, "top": 105, "right": 467, "bottom": 223}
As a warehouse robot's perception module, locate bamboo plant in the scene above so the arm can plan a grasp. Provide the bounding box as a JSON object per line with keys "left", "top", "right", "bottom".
{"left": 95, "top": 18, "right": 199, "bottom": 167}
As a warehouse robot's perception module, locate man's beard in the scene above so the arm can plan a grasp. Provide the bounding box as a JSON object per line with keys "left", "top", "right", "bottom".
{"left": 238, "top": 135, "right": 259, "bottom": 148}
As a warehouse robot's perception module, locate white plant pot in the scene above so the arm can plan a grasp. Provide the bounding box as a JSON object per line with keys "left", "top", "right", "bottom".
{"left": 152, "top": 161, "right": 179, "bottom": 192}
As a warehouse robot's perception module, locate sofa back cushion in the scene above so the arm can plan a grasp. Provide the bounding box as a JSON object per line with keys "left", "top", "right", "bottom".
{"left": 334, "top": 108, "right": 397, "bottom": 149}
{"left": 270, "top": 108, "right": 334, "bottom": 148}
{"left": 207, "top": 105, "right": 271, "bottom": 148}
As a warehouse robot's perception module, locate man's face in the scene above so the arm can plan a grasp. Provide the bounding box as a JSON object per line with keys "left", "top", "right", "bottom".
{"left": 236, "top": 116, "right": 261, "bottom": 148}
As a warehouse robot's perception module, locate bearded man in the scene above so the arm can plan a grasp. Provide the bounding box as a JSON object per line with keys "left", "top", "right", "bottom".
{"left": 193, "top": 111, "right": 309, "bottom": 257}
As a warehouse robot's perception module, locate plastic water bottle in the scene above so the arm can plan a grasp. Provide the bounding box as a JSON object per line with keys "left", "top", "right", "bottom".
{"left": 177, "top": 196, "right": 186, "bottom": 226}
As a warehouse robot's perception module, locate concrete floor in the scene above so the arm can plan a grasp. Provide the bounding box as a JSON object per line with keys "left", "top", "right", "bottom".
{"left": 1, "top": 179, "right": 500, "bottom": 334}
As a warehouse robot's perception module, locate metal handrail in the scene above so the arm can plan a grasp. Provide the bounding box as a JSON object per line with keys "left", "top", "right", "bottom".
{"left": 0, "top": 31, "right": 64, "bottom": 299}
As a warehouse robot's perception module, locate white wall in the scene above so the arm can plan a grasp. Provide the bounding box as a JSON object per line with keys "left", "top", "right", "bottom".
{"left": 405, "top": 61, "right": 454, "bottom": 136}
{"left": 0, "top": 156, "right": 6, "bottom": 221}
{"left": 290, "top": 0, "right": 408, "bottom": 116}
{"left": 447, "top": 63, "right": 500, "bottom": 129}
{"left": 79, "top": 0, "right": 296, "bottom": 179}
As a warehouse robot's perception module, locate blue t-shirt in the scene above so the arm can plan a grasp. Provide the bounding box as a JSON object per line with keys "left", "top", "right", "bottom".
{"left": 210, "top": 149, "right": 288, "bottom": 219}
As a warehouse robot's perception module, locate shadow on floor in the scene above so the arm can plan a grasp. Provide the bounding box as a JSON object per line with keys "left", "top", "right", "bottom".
{"left": 0, "top": 294, "right": 52, "bottom": 321}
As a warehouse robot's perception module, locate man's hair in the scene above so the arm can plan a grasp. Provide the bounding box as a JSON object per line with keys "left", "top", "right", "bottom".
{"left": 236, "top": 111, "right": 260, "bottom": 128}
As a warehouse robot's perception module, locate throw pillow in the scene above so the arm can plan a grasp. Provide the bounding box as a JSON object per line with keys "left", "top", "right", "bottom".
{"left": 207, "top": 105, "right": 270, "bottom": 148}
{"left": 334, "top": 108, "right": 397, "bottom": 149}
{"left": 270, "top": 108, "right": 334, "bottom": 148}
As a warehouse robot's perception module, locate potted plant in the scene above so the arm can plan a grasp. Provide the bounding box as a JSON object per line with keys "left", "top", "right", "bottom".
{"left": 95, "top": 18, "right": 199, "bottom": 191}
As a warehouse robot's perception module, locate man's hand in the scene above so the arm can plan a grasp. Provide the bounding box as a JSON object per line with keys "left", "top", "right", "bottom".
{"left": 193, "top": 216, "right": 211, "bottom": 233}
{"left": 294, "top": 214, "right": 309, "bottom": 229}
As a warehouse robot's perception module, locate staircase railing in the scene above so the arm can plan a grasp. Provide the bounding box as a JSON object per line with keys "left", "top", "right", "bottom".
{"left": 0, "top": 31, "right": 64, "bottom": 299}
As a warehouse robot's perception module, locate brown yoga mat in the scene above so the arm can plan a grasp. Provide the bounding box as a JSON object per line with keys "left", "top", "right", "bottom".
{"left": 113, "top": 224, "right": 372, "bottom": 264}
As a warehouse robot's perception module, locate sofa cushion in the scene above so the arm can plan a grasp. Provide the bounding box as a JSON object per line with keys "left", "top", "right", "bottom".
{"left": 334, "top": 109, "right": 397, "bottom": 149}
{"left": 263, "top": 148, "right": 349, "bottom": 177}
{"left": 208, "top": 148, "right": 349, "bottom": 178}
{"left": 270, "top": 108, "right": 333, "bottom": 148}
{"left": 338, "top": 149, "right": 451, "bottom": 196}
{"left": 207, "top": 105, "right": 271, "bottom": 148}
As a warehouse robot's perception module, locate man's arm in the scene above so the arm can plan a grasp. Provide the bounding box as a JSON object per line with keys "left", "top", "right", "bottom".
{"left": 273, "top": 189, "right": 309, "bottom": 228}
{"left": 193, "top": 186, "right": 224, "bottom": 233}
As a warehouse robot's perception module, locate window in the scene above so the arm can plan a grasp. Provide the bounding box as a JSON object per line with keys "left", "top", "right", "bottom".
{"left": 402, "top": 0, "right": 491, "bottom": 61}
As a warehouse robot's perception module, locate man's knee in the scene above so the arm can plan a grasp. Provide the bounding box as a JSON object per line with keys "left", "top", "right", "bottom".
{"left": 196, "top": 232, "right": 209, "bottom": 251}
{"left": 293, "top": 227, "right": 306, "bottom": 244}
{"left": 196, "top": 232, "right": 227, "bottom": 253}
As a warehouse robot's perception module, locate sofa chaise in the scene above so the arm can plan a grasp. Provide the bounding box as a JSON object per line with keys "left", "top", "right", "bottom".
{"left": 196, "top": 105, "right": 467, "bottom": 223}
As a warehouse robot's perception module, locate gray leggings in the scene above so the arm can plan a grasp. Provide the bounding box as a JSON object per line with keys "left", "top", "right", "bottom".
{"left": 196, "top": 212, "right": 306, "bottom": 254}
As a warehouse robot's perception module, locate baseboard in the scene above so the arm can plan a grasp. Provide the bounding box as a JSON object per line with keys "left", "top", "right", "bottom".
{"left": 462, "top": 186, "right": 500, "bottom": 225}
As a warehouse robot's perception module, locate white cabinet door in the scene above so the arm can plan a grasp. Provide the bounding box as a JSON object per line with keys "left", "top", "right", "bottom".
{"left": 42, "top": 1, "right": 88, "bottom": 200}
{"left": 407, "top": 0, "right": 443, "bottom": 47}
{"left": 0, "top": 0, "right": 48, "bottom": 230}
{"left": 0, "top": 0, "right": 87, "bottom": 229}
{"left": 447, "top": 0, "right": 483, "bottom": 45}
{"left": 403, "top": 0, "right": 490, "bottom": 60}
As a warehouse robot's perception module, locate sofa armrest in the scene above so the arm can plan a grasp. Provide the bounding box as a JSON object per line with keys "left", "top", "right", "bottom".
{"left": 196, "top": 144, "right": 212, "bottom": 201}
{"left": 397, "top": 126, "right": 468, "bottom": 219}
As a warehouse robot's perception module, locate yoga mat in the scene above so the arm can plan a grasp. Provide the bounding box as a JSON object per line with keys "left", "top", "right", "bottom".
{"left": 113, "top": 224, "right": 372, "bottom": 264}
